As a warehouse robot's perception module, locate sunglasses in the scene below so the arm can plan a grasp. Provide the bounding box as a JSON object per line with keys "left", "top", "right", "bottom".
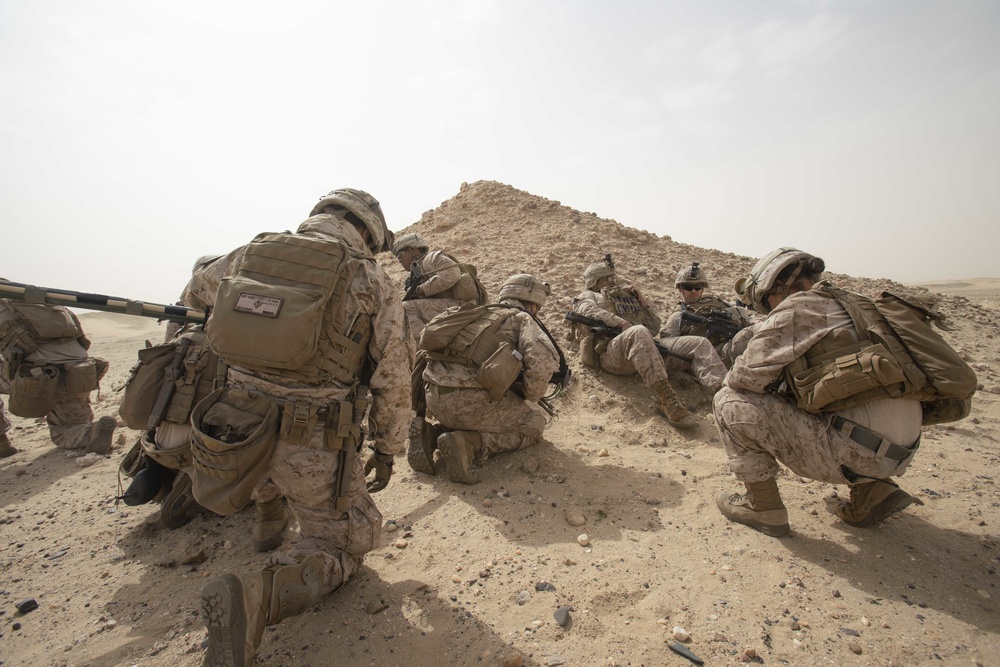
{"left": 680, "top": 284, "right": 703, "bottom": 292}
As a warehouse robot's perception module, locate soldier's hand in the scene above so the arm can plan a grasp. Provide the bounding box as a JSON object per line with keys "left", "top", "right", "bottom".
{"left": 364, "top": 446, "right": 394, "bottom": 493}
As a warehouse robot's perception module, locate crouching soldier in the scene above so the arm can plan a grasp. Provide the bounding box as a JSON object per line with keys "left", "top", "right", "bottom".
{"left": 418, "top": 274, "right": 560, "bottom": 484}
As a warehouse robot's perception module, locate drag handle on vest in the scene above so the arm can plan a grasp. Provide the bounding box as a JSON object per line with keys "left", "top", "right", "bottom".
{"left": 565, "top": 311, "right": 692, "bottom": 364}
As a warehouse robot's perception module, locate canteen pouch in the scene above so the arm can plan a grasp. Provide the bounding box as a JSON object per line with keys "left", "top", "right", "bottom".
{"left": 190, "top": 387, "right": 279, "bottom": 516}
{"left": 476, "top": 341, "right": 524, "bottom": 400}
{"left": 9, "top": 365, "right": 59, "bottom": 418}
{"left": 65, "top": 359, "right": 99, "bottom": 393}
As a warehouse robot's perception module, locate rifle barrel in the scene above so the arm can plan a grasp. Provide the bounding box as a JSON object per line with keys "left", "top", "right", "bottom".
{"left": 0, "top": 280, "right": 207, "bottom": 325}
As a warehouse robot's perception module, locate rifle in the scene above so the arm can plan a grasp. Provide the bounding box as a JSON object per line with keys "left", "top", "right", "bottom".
{"left": 0, "top": 280, "right": 207, "bottom": 325}
{"left": 564, "top": 311, "right": 691, "bottom": 364}
{"left": 680, "top": 309, "right": 742, "bottom": 342}
{"left": 403, "top": 262, "right": 424, "bottom": 301}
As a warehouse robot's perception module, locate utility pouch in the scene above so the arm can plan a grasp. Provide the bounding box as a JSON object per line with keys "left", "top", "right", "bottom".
{"left": 279, "top": 401, "right": 322, "bottom": 447}
{"left": 9, "top": 364, "right": 59, "bottom": 418}
{"left": 65, "top": 359, "right": 99, "bottom": 393}
{"left": 190, "top": 387, "right": 279, "bottom": 516}
{"left": 143, "top": 424, "right": 194, "bottom": 470}
{"left": 792, "top": 343, "right": 906, "bottom": 413}
{"left": 476, "top": 341, "right": 524, "bottom": 400}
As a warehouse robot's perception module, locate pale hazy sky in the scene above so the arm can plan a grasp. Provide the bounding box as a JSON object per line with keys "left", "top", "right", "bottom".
{"left": 2, "top": 0, "right": 998, "bottom": 305}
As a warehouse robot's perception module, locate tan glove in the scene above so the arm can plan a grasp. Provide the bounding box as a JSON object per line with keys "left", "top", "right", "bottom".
{"left": 364, "top": 446, "right": 394, "bottom": 493}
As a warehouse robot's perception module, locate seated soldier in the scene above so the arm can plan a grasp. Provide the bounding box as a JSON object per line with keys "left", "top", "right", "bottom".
{"left": 422, "top": 274, "right": 560, "bottom": 484}
{"left": 569, "top": 259, "right": 696, "bottom": 426}
{"left": 392, "top": 233, "right": 485, "bottom": 343}
{"left": 660, "top": 262, "right": 755, "bottom": 368}
{"left": 0, "top": 295, "right": 115, "bottom": 455}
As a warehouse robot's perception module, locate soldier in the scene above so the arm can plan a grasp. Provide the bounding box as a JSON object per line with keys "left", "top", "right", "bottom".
{"left": 714, "top": 248, "right": 925, "bottom": 537}
{"left": 660, "top": 261, "right": 755, "bottom": 368}
{"left": 0, "top": 296, "right": 116, "bottom": 455}
{"left": 392, "top": 233, "right": 485, "bottom": 343}
{"left": 569, "top": 259, "right": 696, "bottom": 426}
{"left": 194, "top": 188, "right": 410, "bottom": 666}
{"left": 421, "top": 274, "right": 560, "bottom": 484}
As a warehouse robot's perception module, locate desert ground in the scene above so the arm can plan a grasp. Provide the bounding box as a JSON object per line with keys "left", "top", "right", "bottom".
{"left": 2, "top": 181, "right": 998, "bottom": 667}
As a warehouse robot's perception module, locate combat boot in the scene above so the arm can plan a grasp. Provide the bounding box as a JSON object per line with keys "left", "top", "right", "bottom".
{"left": 653, "top": 380, "right": 697, "bottom": 427}
{"left": 201, "top": 555, "right": 324, "bottom": 667}
{"left": 437, "top": 431, "right": 482, "bottom": 485}
{"left": 406, "top": 416, "right": 437, "bottom": 475}
{"left": 836, "top": 479, "right": 923, "bottom": 527}
{"left": 717, "top": 478, "right": 790, "bottom": 537}
{"left": 85, "top": 416, "right": 117, "bottom": 455}
{"left": 253, "top": 498, "right": 287, "bottom": 552}
{"left": 0, "top": 433, "right": 17, "bottom": 458}
{"left": 160, "top": 471, "right": 201, "bottom": 529}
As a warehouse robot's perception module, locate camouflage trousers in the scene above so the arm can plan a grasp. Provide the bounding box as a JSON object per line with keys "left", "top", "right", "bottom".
{"left": 713, "top": 387, "right": 916, "bottom": 485}
{"left": 598, "top": 325, "right": 669, "bottom": 388}
{"left": 403, "top": 298, "right": 463, "bottom": 345}
{"left": 0, "top": 398, "right": 9, "bottom": 436}
{"left": 426, "top": 385, "right": 546, "bottom": 458}
{"left": 658, "top": 335, "right": 727, "bottom": 391}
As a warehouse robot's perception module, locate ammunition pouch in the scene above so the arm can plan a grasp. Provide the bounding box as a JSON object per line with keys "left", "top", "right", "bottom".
{"left": 191, "top": 388, "right": 280, "bottom": 516}
{"left": 787, "top": 342, "right": 906, "bottom": 414}
{"left": 475, "top": 341, "right": 523, "bottom": 400}
{"left": 9, "top": 364, "right": 59, "bottom": 418}
{"left": 65, "top": 358, "right": 99, "bottom": 393}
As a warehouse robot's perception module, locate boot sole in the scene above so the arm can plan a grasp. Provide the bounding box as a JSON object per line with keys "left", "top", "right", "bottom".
{"left": 839, "top": 489, "right": 919, "bottom": 528}
{"left": 201, "top": 575, "right": 248, "bottom": 667}
{"left": 160, "top": 475, "right": 199, "bottom": 530}
{"left": 438, "top": 435, "right": 479, "bottom": 485}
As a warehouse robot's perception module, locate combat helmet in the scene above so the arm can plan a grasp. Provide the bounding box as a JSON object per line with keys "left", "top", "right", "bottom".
{"left": 499, "top": 274, "right": 551, "bottom": 308}
{"left": 391, "top": 233, "right": 429, "bottom": 256}
{"left": 675, "top": 262, "right": 709, "bottom": 288}
{"left": 310, "top": 188, "right": 392, "bottom": 254}
{"left": 584, "top": 262, "right": 616, "bottom": 290}
{"left": 735, "top": 247, "right": 825, "bottom": 313}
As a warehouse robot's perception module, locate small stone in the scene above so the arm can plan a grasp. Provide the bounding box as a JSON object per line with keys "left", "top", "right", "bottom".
{"left": 223, "top": 540, "right": 233, "bottom": 550}
{"left": 115, "top": 433, "right": 127, "bottom": 446}
{"left": 535, "top": 582, "right": 556, "bottom": 592}
{"left": 976, "top": 589, "right": 991, "bottom": 600}
{"left": 841, "top": 627, "right": 860, "bottom": 637}
{"left": 154, "top": 557, "right": 177, "bottom": 568}
{"left": 577, "top": 445, "right": 589, "bottom": 454}
{"left": 577, "top": 534, "right": 590, "bottom": 547}
{"left": 15, "top": 599, "right": 38, "bottom": 614}
{"left": 553, "top": 605, "right": 572, "bottom": 627}
{"left": 516, "top": 591, "right": 531, "bottom": 606}
{"left": 597, "top": 448, "right": 609, "bottom": 457}
{"left": 384, "top": 523, "right": 398, "bottom": 533}
{"left": 394, "top": 539, "right": 408, "bottom": 549}
{"left": 502, "top": 655, "right": 524, "bottom": 667}
{"left": 521, "top": 457, "right": 539, "bottom": 473}
{"left": 738, "top": 648, "right": 758, "bottom": 663}
{"left": 711, "top": 632, "right": 728, "bottom": 642}
{"left": 722, "top": 564, "right": 733, "bottom": 571}
{"left": 452, "top": 575, "right": 462, "bottom": 583}
{"left": 483, "top": 498, "right": 494, "bottom": 508}
{"left": 366, "top": 600, "right": 388, "bottom": 615}
{"left": 848, "top": 640, "right": 862, "bottom": 654}
{"left": 861, "top": 617, "right": 870, "bottom": 627}
{"left": 671, "top": 626, "right": 689, "bottom": 641}
{"left": 832, "top": 590, "right": 841, "bottom": 598}
{"left": 565, "top": 511, "right": 586, "bottom": 527}
{"left": 181, "top": 549, "right": 207, "bottom": 565}
{"left": 12, "top": 622, "right": 21, "bottom": 630}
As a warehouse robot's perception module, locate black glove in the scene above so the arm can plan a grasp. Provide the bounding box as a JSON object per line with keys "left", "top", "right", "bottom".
{"left": 364, "top": 446, "right": 394, "bottom": 493}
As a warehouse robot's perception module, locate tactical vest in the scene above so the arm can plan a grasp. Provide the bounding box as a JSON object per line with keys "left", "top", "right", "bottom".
{"left": 782, "top": 283, "right": 977, "bottom": 424}
{"left": 600, "top": 286, "right": 659, "bottom": 330}
{"left": 207, "top": 232, "right": 373, "bottom": 385}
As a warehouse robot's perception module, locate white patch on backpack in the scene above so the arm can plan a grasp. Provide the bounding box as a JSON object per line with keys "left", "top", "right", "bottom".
{"left": 234, "top": 293, "right": 282, "bottom": 317}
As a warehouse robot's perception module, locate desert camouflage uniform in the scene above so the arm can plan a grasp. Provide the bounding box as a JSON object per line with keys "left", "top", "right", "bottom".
{"left": 715, "top": 286, "right": 922, "bottom": 484}
{"left": 0, "top": 398, "right": 10, "bottom": 438}
{"left": 189, "top": 215, "right": 410, "bottom": 590}
{"left": 571, "top": 287, "right": 671, "bottom": 389}
{"left": 661, "top": 295, "right": 755, "bottom": 368}
{"left": 0, "top": 300, "right": 106, "bottom": 449}
{"left": 423, "top": 307, "right": 559, "bottom": 458}
{"left": 403, "top": 249, "right": 472, "bottom": 343}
